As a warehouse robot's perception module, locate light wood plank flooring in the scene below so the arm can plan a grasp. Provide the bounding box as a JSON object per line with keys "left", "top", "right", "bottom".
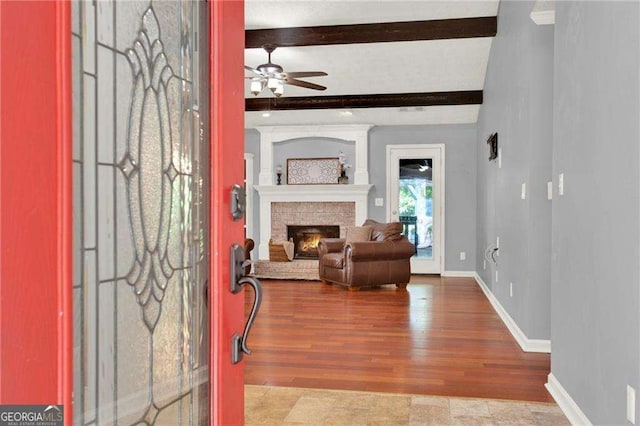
{"left": 244, "top": 275, "right": 553, "bottom": 403}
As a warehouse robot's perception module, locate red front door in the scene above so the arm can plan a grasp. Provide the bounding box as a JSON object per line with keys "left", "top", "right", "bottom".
{"left": 210, "top": 0, "right": 248, "bottom": 424}
{"left": 0, "top": 0, "right": 73, "bottom": 409}
{"left": 0, "top": 1, "right": 247, "bottom": 424}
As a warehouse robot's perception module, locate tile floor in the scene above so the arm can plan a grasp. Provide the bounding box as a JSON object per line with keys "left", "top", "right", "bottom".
{"left": 245, "top": 385, "right": 569, "bottom": 425}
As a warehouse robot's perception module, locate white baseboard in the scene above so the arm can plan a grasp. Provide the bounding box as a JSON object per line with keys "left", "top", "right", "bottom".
{"left": 546, "top": 373, "right": 592, "bottom": 425}
{"left": 473, "top": 272, "right": 551, "bottom": 353}
{"left": 442, "top": 270, "right": 476, "bottom": 277}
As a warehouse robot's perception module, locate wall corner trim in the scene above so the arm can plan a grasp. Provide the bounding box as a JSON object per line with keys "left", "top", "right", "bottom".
{"left": 473, "top": 273, "right": 551, "bottom": 353}
{"left": 546, "top": 373, "right": 593, "bottom": 425}
{"left": 530, "top": 0, "right": 555, "bottom": 25}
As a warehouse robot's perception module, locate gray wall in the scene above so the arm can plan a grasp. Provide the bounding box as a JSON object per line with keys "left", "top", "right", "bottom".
{"left": 368, "top": 125, "right": 477, "bottom": 271}
{"left": 552, "top": 2, "right": 639, "bottom": 424}
{"left": 245, "top": 124, "right": 477, "bottom": 272}
{"left": 476, "top": 0, "right": 553, "bottom": 340}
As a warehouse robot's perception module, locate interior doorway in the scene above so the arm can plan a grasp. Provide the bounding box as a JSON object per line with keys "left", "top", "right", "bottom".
{"left": 387, "top": 145, "right": 445, "bottom": 274}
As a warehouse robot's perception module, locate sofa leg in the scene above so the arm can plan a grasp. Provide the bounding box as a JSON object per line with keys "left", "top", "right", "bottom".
{"left": 396, "top": 283, "right": 408, "bottom": 289}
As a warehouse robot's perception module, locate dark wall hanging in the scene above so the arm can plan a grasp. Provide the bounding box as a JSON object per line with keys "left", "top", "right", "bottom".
{"left": 487, "top": 132, "right": 498, "bottom": 161}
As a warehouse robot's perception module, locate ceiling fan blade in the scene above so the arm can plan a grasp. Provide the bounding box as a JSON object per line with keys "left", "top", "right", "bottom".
{"left": 284, "top": 71, "right": 328, "bottom": 78}
{"left": 284, "top": 78, "right": 327, "bottom": 91}
{"left": 245, "top": 65, "right": 263, "bottom": 76}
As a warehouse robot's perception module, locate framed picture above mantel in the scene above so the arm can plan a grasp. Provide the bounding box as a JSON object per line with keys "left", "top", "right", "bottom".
{"left": 286, "top": 157, "right": 340, "bottom": 185}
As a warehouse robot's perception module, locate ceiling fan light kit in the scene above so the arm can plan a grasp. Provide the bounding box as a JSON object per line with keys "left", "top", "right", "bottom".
{"left": 246, "top": 44, "right": 327, "bottom": 97}
{"left": 250, "top": 78, "right": 265, "bottom": 96}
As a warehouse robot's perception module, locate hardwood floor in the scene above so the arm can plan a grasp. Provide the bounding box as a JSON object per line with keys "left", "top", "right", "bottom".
{"left": 244, "top": 275, "right": 553, "bottom": 403}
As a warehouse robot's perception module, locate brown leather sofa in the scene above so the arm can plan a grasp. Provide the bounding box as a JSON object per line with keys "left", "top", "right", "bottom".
{"left": 317, "top": 220, "right": 415, "bottom": 291}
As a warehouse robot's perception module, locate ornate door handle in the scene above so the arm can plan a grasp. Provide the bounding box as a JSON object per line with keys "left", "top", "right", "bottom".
{"left": 230, "top": 244, "right": 263, "bottom": 364}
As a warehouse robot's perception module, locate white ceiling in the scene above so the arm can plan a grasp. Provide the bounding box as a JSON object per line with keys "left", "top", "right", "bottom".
{"left": 244, "top": 0, "right": 499, "bottom": 128}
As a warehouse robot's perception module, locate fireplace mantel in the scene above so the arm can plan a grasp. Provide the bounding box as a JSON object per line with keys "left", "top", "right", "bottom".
{"left": 255, "top": 184, "right": 373, "bottom": 199}
{"left": 255, "top": 184, "right": 373, "bottom": 259}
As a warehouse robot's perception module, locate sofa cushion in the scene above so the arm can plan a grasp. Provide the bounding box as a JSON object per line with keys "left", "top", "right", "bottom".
{"left": 345, "top": 226, "right": 372, "bottom": 243}
{"left": 363, "top": 219, "right": 403, "bottom": 241}
{"left": 322, "top": 253, "right": 344, "bottom": 269}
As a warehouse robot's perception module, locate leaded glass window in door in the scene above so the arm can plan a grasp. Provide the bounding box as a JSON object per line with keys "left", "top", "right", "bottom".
{"left": 72, "top": 1, "right": 210, "bottom": 424}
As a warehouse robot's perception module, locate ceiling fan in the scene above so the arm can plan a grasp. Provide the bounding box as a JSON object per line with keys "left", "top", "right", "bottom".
{"left": 245, "top": 44, "right": 328, "bottom": 97}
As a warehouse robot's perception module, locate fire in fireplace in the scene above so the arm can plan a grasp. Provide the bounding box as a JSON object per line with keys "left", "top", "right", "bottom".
{"left": 287, "top": 225, "right": 340, "bottom": 259}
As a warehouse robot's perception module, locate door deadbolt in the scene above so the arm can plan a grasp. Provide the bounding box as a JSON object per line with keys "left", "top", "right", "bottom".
{"left": 230, "top": 184, "right": 246, "bottom": 220}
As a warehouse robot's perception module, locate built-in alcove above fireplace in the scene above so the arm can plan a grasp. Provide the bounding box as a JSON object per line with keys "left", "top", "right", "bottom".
{"left": 287, "top": 225, "right": 340, "bottom": 259}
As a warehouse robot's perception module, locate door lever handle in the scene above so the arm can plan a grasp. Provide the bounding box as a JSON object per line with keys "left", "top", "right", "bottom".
{"left": 230, "top": 243, "right": 263, "bottom": 364}
{"left": 231, "top": 275, "right": 262, "bottom": 364}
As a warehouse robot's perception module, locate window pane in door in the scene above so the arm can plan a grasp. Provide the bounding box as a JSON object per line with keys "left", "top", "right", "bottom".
{"left": 398, "top": 158, "right": 433, "bottom": 259}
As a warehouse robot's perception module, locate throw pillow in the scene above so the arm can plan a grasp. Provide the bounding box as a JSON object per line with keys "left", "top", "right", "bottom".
{"left": 363, "top": 219, "right": 403, "bottom": 241}
{"left": 345, "top": 226, "right": 373, "bottom": 243}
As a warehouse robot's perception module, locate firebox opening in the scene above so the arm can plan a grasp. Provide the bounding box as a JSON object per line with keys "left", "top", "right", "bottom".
{"left": 287, "top": 225, "right": 340, "bottom": 259}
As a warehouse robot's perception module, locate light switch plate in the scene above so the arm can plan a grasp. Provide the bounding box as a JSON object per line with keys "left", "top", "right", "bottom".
{"left": 547, "top": 181, "right": 553, "bottom": 200}
{"left": 498, "top": 148, "right": 502, "bottom": 169}
{"left": 460, "top": 251, "right": 466, "bottom": 261}
{"left": 374, "top": 198, "right": 384, "bottom": 207}
{"left": 559, "top": 173, "right": 564, "bottom": 195}
{"left": 521, "top": 183, "right": 526, "bottom": 200}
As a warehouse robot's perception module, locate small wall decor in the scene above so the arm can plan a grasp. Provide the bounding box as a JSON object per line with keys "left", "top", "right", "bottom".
{"left": 337, "top": 151, "right": 352, "bottom": 184}
{"left": 286, "top": 157, "right": 340, "bottom": 185}
{"left": 487, "top": 132, "right": 498, "bottom": 161}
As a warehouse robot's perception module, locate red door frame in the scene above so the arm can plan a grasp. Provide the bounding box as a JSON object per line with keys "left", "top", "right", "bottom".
{"left": 210, "top": 1, "right": 247, "bottom": 424}
{"left": 0, "top": 0, "right": 73, "bottom": 418}
{"left": 1, "top": 1, "right": 246, "bottom": 424}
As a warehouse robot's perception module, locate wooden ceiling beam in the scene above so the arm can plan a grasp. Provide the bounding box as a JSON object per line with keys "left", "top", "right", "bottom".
{"left": 246, "top": 17, "right": 497, "bottom": 48}
{"left": 245, "top": 91, "right": 483, "bottom": 111}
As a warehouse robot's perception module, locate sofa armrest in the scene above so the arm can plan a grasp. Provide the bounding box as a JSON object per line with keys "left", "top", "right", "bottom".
{"left": 317, "top": 238, "right": 346, "bottom": 257}
{"left": 345, "top": 238, "right": 415, "bottom": 261}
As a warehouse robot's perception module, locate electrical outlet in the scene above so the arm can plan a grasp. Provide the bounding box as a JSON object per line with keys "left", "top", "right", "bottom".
{"left": 521, "top": 183, "right": 526, "bottom": 200}
{"left": 628, "top": 385, "right": 636, "bottom": 424}
{"left": 495, "top": 270, "right": 499, "bottom": 283}
{"left": 498, "top": 148, "right": 502, "bottom": 169}
{"left": 510, "top": 282, "right": 513, "bottom": 297}
{"left": 374, "top": 197, "right": 384, "bottom": 207}
{"left": 483, "top": 259, "right": 486, "bottom": 270}
{"left": 460, "top": 251, "right": 466, "bottom": 261}
{"left": 547, "top": 181, "right": 553, "bottom": 200}
{"left": 559, "top": 173, "right": 564, "bottom": 195}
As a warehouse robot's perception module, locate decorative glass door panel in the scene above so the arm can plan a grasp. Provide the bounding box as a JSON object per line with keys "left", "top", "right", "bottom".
{"left": 72, "top": 1, "right": 210, "bottom": 424}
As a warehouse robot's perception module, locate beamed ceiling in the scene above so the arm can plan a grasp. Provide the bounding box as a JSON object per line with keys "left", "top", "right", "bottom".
{"left": 245, "top": 1, "right": 499, "bottom": 127}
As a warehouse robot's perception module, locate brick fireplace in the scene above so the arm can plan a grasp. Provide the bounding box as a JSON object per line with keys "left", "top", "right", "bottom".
{"left": 255, "top": 186, "right": 372, "bottom": 260}
{"left": 271, "top": 202, "right": 354, "bottom": 241}
{"left": 287, "top": 225, "right": 340, "bottom": 259}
